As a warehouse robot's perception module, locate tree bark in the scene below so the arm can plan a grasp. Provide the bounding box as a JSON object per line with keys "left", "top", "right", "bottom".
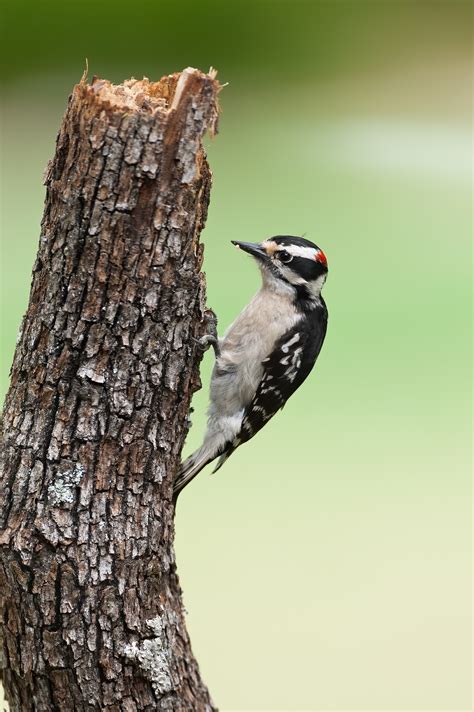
{"left": 0, "top": 67, "right": 220, "bottom": 711}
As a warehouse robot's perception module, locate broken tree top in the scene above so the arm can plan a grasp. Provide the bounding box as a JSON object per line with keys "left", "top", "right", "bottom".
{"left": 84, "top": 66, "right": 220, "bottom": 129}
{"left": 44, "top": 66, "right": 222, "bottom": 193}
{"left": 42, "top": 66, "right": 222, "bottom": 234}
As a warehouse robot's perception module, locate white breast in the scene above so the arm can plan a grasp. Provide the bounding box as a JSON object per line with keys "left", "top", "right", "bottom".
{"left": 208, "top": 287, "right": 301, "bottom": 419}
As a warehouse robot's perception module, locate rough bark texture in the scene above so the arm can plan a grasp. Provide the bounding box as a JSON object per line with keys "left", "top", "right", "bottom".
{"left": 0, "top": 68, "right": 221, "bottom": 711}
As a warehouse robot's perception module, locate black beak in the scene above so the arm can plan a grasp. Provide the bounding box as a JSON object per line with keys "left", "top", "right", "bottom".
{"left": 231, "top": 241, "right": 268, "bottom": 261}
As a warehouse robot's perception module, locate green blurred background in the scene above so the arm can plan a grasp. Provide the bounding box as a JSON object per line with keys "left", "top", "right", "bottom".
{"left": 0, "top": 1, "right": 471, "bottom": 710}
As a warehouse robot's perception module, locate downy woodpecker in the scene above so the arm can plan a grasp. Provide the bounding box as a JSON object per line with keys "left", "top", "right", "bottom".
{"left": 173, "top": 235, "right": 328, "bottom": 497}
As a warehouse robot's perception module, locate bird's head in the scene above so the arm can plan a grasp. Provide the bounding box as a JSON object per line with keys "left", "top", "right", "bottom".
{"left": 232, "top": 235, "right": 328, "bottom": 300}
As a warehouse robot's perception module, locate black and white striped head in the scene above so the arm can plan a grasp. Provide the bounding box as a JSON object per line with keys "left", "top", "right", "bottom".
{"left": 232, "top": 235, "right": 328, "bottom": 299}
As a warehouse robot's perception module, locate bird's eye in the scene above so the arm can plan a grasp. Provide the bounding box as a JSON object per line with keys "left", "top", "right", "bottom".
{"left": 278, "top": 250, "right": 293, "bottom": 264}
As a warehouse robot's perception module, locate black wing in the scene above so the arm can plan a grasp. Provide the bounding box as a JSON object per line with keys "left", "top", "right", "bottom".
{"left": 235, "top": 306, "right": 328, "bottom": 447}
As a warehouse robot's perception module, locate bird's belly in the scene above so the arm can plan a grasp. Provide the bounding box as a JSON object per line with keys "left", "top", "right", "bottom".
{"left": 209, "top": 353, "right": 264, "bottom": 417}
{"left": 208, "top": 304, "right": 300, "bottom": 417}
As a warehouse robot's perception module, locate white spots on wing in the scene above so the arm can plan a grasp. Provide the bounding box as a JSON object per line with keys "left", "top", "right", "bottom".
{"left": 281, "top": 333, "right": 300, "bottom": 353}
{"left": 259, "top": 368, "right": 280, "bottom": 394}
{"left": 283, "top": 345, "right": 303, "bottom": 383}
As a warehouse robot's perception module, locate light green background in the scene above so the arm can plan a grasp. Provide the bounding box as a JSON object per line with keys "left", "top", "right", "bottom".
{"left": 0, "top": 2, "right": 471, "bottom": 710}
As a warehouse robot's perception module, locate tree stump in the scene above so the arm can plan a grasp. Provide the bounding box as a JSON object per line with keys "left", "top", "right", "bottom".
{"left": 0, "top": 67, "right": 220, "bottom": 711}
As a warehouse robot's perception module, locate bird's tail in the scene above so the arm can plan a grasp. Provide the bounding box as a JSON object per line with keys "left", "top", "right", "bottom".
{"left": 173, "top": 447, "right": 215, "bottom": 501}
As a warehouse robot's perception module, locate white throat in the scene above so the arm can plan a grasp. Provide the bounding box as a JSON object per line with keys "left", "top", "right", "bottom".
{"left": 260, "top": 263, "right": 327, "bottom": 302}
{"left": 259, "top": 265, "right": 296, "bottom": 299}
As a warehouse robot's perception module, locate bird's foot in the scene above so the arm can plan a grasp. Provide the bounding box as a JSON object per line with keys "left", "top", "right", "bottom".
{"left": 193, "top": 308, "right": 220, "bottom": 357}
{"left": 192, "top": 334, "right": 220, "bottom": 358}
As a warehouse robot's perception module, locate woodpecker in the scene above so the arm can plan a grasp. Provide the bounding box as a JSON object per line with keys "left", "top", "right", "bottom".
{"left": 173, "top": 235, "right": 328, "bottom": 498}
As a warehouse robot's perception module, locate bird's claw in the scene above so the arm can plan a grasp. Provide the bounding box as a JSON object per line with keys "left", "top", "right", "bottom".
{"left": 192, "top": 334, "right": 220, "bottom": 358}
{"left": 193, "top": 308, "right": 220, "bottom": 357}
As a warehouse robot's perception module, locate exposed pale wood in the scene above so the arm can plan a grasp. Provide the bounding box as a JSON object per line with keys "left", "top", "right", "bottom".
{"left": 0, "top": 67, "right": 220, "bottom": 711}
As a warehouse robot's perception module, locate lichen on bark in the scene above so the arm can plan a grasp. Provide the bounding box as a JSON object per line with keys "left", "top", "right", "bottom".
{"left": 0, "top": 67, "right": 221, "bottom": 711}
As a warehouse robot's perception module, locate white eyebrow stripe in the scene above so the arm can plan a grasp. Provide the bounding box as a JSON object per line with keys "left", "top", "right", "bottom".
{"left": 283, "top": 245, "right": 318, "bottom": 259}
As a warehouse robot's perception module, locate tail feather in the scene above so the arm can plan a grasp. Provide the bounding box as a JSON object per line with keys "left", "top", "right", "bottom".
{"left": 173, "top": 449, "right": 214, "bottom": 500}
{"left": 211, "top": 446, "right": 235, "bottom": 474}
{"left": 173, "top": 432, "right": 239, "bottom": 501}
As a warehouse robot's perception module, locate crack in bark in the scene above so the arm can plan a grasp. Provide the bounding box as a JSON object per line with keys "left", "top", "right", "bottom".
{"left": 0, "top": 68, "right": 221, "bottom": 711}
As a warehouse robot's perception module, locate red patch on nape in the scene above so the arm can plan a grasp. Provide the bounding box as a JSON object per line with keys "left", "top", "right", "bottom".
{"left": 315, "top": 249, "right": 327, "bottom": 267}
